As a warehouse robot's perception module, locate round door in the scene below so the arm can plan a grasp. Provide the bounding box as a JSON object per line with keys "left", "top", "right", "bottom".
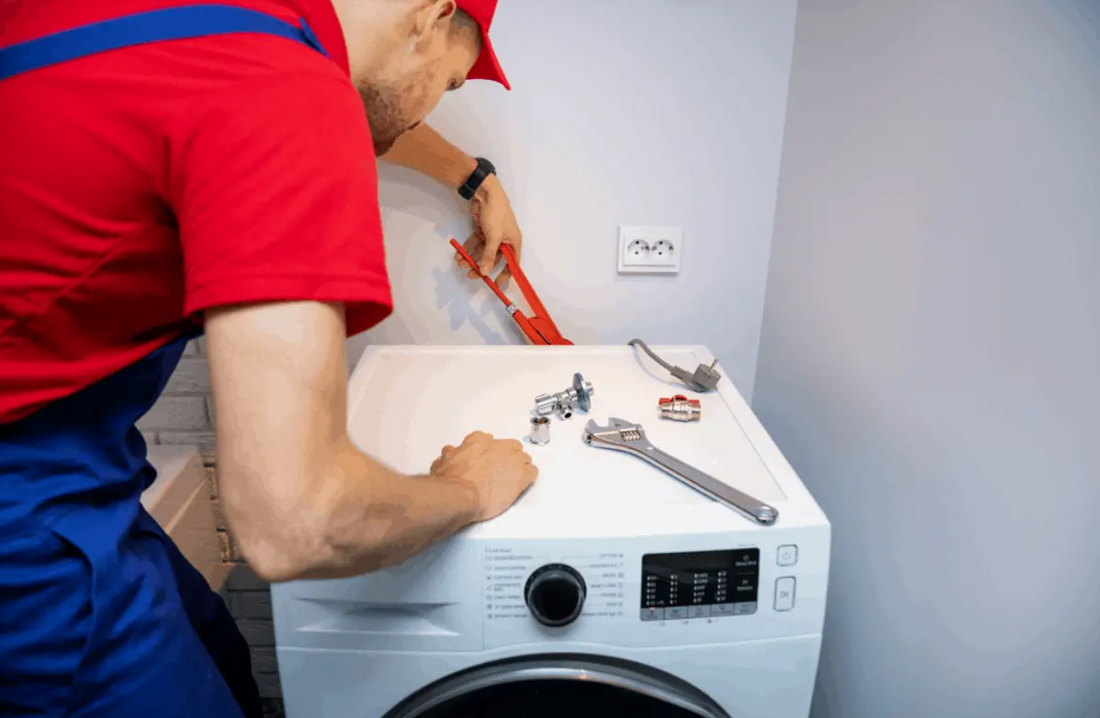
{"left": 382, "top": 655, "right": 731, "bottom": 718}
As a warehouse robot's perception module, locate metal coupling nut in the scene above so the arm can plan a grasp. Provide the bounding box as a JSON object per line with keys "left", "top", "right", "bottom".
{"left": 530, "top": 416, "right": 551, "bottom": 445}
{"left": 658, "top": 395, "right": 701, "bottom": 422}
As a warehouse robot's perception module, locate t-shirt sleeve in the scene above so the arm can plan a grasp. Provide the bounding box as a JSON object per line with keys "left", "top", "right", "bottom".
{"left": 169, "top": 72, "right": 393, "bottom": 337}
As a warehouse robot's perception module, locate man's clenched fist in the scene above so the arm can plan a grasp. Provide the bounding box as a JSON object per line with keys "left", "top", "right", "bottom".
{"left": 430, "top": 431, "right": 538, "bottom": 522}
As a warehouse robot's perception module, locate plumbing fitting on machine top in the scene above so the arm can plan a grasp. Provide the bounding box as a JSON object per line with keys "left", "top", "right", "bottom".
{"left": 529, "top": 416, "right": 551, "bottom": 445}
{"left": 521, "top": 351, "right": 772, "bottom": 529}
{"left": 533, "top": 372, "right": 594, "bottom": 420}
{"left": 659, "top": 394, "right": 701, "bottom": 422}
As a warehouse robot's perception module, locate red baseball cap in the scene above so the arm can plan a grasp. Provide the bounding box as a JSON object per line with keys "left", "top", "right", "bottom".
{"left": 456, "top": 0, "right": 511, "bottom": 90}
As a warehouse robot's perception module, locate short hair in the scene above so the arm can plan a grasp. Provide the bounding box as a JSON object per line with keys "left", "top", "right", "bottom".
{"left": 451, "top": 7, "right": 479, "bottom": 38}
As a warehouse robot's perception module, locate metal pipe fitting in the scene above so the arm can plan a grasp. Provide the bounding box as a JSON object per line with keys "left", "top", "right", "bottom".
{"left": 534, "top": 373, "right": 594, "bottom": 420}
{"left": 530, "top": 416, "right": 551, "bottom": 445}
{"left": 658, "top": 395, "right": 701, "bottom": 422}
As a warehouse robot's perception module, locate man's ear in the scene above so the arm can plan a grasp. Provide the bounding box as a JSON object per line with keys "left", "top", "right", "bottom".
{"left": 410, "top": 0, "right": 459, "bottom": 48}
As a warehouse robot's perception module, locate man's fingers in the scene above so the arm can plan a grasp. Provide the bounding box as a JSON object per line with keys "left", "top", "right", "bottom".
{"left": 493, "top": 237, "right": 520, "bottom": 288}
{"left": 464, "top": 431, "right": 493, "bottom": 444}
{"left": 478, "top": 231, "right": 503, "bottom": 276}
{"left": 457, "top": 233, "right": 484, "bottom": 276}
{"left": 455, "top": 232, "right": 480, "bottom": 266}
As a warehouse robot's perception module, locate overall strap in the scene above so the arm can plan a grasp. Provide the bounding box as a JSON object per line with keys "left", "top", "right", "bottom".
{"left": 0, "top": 3, "right": 329, "bottom": 82}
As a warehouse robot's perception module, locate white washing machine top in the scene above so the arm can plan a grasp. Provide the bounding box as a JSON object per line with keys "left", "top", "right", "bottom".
{"left": 274, "top": 345, "right": 831, "bottom": 718}
{"left": 345, "top": 345, "right": 823, "bottom": 540}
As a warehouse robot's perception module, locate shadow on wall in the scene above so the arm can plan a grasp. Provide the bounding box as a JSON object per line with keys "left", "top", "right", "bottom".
{"left": 348, "top": 161, "right": 594, "bottom": 366}
{"left": 429, "top": 266, "right": 524, "bottom": 345}
{"left": 346, "top": 163, "right": 526, "bottom": 365}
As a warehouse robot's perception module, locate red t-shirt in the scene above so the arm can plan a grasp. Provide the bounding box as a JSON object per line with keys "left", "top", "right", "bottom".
{"left": 0, "top": 0, "right": 393, "bottom": 424}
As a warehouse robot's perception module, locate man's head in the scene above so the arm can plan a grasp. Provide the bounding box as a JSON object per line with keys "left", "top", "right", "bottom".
{"left": 334, "top": 0, "right": 509, "bottom": 155}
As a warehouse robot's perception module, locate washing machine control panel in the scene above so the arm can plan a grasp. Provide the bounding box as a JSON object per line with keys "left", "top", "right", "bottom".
{"left": 639, "top": 548, "right": 760, "bottom": 621}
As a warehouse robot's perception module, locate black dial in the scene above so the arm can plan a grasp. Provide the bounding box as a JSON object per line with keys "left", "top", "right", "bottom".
{"left": 525, "top": 564, "right": 586, "bottom": 627}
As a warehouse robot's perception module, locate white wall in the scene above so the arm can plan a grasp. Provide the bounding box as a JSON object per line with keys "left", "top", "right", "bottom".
{"left": 754, "top": 2, "right": 1100, "bottom": 717}
{"left": 350, "top": 0, "right": 799, "bottom": 401}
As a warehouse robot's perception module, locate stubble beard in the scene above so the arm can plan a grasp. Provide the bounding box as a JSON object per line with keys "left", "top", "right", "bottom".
{"left": 358, "top": 82, "right": 407, "bottom": 157}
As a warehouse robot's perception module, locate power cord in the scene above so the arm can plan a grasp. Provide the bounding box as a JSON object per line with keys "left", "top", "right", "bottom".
{"left": 628, "top": 339, "right": 722, "bottom": 392}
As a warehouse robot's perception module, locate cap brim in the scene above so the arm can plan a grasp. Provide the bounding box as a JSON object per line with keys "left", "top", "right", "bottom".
{"left": 466, "top": 26, "right": 511, "bottom": 90}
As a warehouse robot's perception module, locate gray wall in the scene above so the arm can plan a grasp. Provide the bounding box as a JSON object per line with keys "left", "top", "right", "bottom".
{"left": 355, "top": 0, "right": 799, "bottom": 401}
{"left": 754, "top": 2, "right": 1100, "bottom": 717}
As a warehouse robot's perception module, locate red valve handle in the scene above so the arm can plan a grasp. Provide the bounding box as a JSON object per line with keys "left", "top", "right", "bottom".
{"left": 659, "top": 395, "right": 700, "bottom": 406}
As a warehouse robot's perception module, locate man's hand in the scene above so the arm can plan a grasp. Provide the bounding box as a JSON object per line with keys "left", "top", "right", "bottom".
{"left": 381, "top": 124, "right": 524, "bottom": 289}
{"left": 430, "top": 431, "right": 538, "bottom": 521}
{"left": 456, "top": 174, "right": 523, "bottom": 288}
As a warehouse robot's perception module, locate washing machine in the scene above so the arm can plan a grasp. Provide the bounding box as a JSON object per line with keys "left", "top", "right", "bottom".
{"left": 272, "top": 345, "right": 831, "bottom": 718}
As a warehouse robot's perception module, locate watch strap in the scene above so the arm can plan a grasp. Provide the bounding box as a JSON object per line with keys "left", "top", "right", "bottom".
{"left": 458, "top": 157, "right": 496, "bottom": 200}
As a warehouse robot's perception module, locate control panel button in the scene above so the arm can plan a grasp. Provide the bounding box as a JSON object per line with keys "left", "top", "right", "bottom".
{"left": 777, "top": 545, "right": 798, "bottom": 567}
{"left": 774, "top": 577, "right": 796, "bottom": 612}
{"left": 640, "top": 608, "right": 665, "bottom": 622}
{"left": 711, "top": 604, "right": 734, "bottom": 617}
{"left": 666, "top": 607, "right": 687, "bottom": 620}
{"left": 688, "top": 605, "right": 711, "bottom": 619}
{"left": 734, "top": 602, "right": 757, "bottom": 615}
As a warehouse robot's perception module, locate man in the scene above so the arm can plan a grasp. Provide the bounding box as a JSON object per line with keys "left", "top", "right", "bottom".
{"left": 0, "top": 1, "right": 537, "bottom": 716}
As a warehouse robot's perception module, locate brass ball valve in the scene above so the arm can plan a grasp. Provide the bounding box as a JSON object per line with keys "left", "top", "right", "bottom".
{"left": 658, "top": 395, "right": 701, "bottom": 422}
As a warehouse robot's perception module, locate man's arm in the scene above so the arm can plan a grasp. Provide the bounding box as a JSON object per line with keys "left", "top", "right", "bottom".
{"left": 204, "top": 300, "right": 536, "bottom": 582}
{"left": 382, "top": 123, "right": 479, "bottom": 190}
{"left": 382, "top": 124, "right": 524, "bottom": 286}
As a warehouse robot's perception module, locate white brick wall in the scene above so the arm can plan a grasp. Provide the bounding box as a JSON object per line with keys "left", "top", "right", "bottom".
{"left": 141, "top": 339, "right": 214, "bottom": 445}
{"left": 137, "top": 395, "right": 208, "bottom": 432}
{"left": 159, "top": 431, "right": 216, "bottom": 463}
{"left": 163, "top": 357, "right": 210, "bottom": 395}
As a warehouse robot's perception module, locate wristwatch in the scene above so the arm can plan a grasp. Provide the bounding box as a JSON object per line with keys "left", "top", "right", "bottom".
{"left": 458, "top": 157, "right": 496, "bottom": 200}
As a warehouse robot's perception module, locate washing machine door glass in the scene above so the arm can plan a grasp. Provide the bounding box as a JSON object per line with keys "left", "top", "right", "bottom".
{"left": 383, "top": 655, "right": 730, "bottom": 718}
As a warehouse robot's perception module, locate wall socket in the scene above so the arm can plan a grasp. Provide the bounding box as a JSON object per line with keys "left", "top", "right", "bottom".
{"left": 618, "top": 226, "right": 683, "bottom": 274}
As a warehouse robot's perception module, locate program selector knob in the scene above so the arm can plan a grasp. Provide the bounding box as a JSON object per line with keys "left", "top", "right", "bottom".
{"left": 524, "top": 564, "right": 587, "bottom": 627}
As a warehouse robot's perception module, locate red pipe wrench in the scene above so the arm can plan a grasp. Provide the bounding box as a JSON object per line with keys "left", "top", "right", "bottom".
{"left": 450, "top": 238, "right": 573, "bottom": 346}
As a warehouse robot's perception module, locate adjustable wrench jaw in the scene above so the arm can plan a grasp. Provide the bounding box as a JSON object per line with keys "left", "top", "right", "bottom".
{"left": 582, "top": 418, "right": 647, "bottom": 450}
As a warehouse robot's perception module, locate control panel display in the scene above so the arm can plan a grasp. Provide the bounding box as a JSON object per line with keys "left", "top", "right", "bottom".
{"left": 640, "top": 549, "right": 759, "bottom": 621}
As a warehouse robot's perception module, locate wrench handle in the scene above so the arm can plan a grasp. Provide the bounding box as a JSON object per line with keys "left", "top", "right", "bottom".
{"left": 636, "top": 445, "right": 778, "bottom": 526}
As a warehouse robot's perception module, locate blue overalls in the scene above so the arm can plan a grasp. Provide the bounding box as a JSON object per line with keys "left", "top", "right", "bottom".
{"left": 0, "top": 6, "right": 332, "bottom": 716}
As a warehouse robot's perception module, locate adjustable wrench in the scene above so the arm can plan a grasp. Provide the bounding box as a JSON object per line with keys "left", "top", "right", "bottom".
{"left": 583, "top": 418, "right": 778, "bottom": 526}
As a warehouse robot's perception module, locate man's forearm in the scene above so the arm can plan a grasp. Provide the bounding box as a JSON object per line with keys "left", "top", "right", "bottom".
{"left": 291, "top": 440, "right": 481, "bottom": 580}
{"left": 205, "top": 300, "right": 480, "bottom": 583}
{"left": 382, "top": 123, "right": 478, "bottom": 191}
